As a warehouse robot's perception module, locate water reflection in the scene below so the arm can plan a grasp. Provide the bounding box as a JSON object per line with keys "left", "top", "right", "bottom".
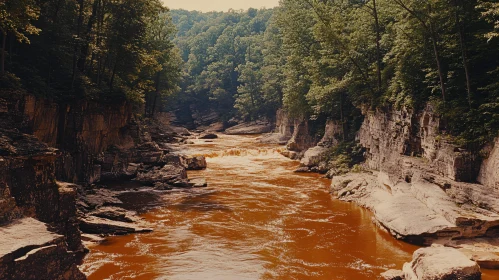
{"left": 81, "top": 134, "right": 497, "bottom": 279}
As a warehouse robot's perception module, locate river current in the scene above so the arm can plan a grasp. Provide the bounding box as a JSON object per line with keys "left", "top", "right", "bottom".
{"left": 80, "top": 134, "right": 499, "bottom": 279}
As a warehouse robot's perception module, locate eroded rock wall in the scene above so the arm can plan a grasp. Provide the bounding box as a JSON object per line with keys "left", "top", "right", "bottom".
{"left": 0, "top": 129, "right": 85, "bottom": 279}
{"left": 23, "top": 96, "right": 133, "bottom": 184}
{"left": 357, "top": 105, "right": 478, "bottom": 182}
{"left": 478, "top": 137, "right": 499, "bottom": 190}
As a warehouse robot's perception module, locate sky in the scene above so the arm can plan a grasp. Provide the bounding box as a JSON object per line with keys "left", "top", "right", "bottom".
{"left": 162, "top": 0, "right": 280, "bottom": 12}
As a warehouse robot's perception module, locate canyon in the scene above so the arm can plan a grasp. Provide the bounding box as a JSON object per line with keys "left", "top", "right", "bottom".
{"left": 1, "top": 93, "right": 499, "bottom": 280}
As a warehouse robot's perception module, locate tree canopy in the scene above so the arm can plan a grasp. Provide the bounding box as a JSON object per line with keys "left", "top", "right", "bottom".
{"left": 1, "top": 0, "right": 181, "bottom": 115}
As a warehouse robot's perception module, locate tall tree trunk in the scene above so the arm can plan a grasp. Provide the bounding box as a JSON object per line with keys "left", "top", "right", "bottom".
{"left": 97, "top": 55, "right": 102, "bottom": 86}
{"left": 8, "top": 33, "right": 13, "bottom": 63}
{"left": 393, "top": 0, "right": 447, "bottom": 103}
{"left": 78, "top": 0, "right": 100, "bottom": 72}
{"left": 109, "top": 58, "right": 118, "bottom": 91}
{"left": 1, "top": 31, "right": 6, "bottom": 75}
{"left": 338, "top": 92, "right": 345, "bottom": 141}
{"left": 454, "top": 0, "right": 472, "bottom": 107}
{"left": 428, "top": 7, "right": 446, "bottom": 104}
{"left": 151, "top": 71, "right": 162, "bottom": 117}
{"left": 373, "top": 0, "right": 383, "bottom": 93}
{"left": 72, "top": 0, "right": 85, "bottom": 87}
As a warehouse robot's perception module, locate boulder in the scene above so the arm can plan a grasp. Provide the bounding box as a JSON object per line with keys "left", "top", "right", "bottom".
{"left": 199, "top": 133, "right": 218, "bottom": 139}
{"left": 294, "top": 167, "right": 310, "bottom": 173}
{"left": 300, "top": 146, "right": 328, "bottom": 167}
{"left": 224, "top": 122, "right": 273, "bottom": 135}
{"left": 90, "top": 206, "right": 137, "bottom": 223}
{"left": 258, "top": 133, "right": 290, "bottom": 145}
{"left": 403, "top": 245, "right": 481, "bottom": 280}
{"left": 79, "top": 188, "right": 123, "bottom": 211}
{"left": 280, "top": 150, "right": 299, "bottom": 160}
{"left": 381, "top": 269, "right": 405, "bottom": 280}
{"left": 135, "top": 164, "right": 187, "bottom": 186}
{"left": 79, "top": 216, "right": 152, "bottom": 235}
{"left": 181, "top": 155, "right": 207, "bottom": 170}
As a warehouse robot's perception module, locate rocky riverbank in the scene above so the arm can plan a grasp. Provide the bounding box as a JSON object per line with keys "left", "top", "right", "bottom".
{"left": 258, "top": 105, "right": 499, "bottom": 279}
{"left": 0, "top": 93, "right": 210, "bottom": 279}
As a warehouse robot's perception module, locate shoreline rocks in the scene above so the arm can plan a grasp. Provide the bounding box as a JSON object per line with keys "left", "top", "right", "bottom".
{"left": 224, "top": 121, "right": 273, "bottom": 135}
{"left": 403, "top": 246, "right": 481, "bottom": 280}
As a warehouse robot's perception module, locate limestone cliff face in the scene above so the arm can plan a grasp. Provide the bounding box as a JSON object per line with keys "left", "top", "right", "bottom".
{"left": 275, "top": 109, "right": 294, "bottom": 140}
{"left": 357, "top": 105, "right": 478, "bottom": 182}
{"left": 318, "top": 120, "right": 342, "bottom": 147}
{"left": 328, "top": 104, "right": 499, "bottom": 249}
{"left": 286, "top": 119, "right": 316, "bottom": 152}
{"left": 478, "top": 137, "right": 499, "bottom": 190}
{"left": 273, "top": 109, "right": 343, "bottom": 161}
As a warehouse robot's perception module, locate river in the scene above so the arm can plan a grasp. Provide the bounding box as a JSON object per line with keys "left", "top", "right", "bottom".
{"left": 80, "top": 134, "right": 499, "bottom": 279}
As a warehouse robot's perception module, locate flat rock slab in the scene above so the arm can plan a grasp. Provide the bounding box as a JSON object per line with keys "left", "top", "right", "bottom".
{"left": 80, "top": 216, "right": 152, "bottom": 235}
{"left": 90, "top": 206, "right": 138, "bottom": 223}
{"left": 225, "top": 122, "right": 273, "bottom": 135}
{"left": 403, "top": 245, "right": 481, "bottom": 280}
{"left": 374, "top": 192, "right": 456, "bottom": 239}
{"left": 0, "top": 218, "right": 63, "bottom": 261}
{"left": 445, "top": 238, "right": 499, "bottom": 269}
{"left": 199, "top": 133, "right": 218, "bottom": 139}
{"left": 258, "top": 133, "right": 290, "bottom": 145}
{"left": 332, "top": 171, "right": 499, "bottom": 245}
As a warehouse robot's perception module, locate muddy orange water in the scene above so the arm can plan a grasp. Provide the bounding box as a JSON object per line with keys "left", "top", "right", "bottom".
{"left": 80, "top": 135, "right": 499, "bottom": 280}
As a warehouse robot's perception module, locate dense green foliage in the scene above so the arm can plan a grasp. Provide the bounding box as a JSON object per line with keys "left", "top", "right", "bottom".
{"left": 2, "top": 1, "right": 499, "bottom": 147}
{"left": 171, "top": 0, "right": 499, "bottom": 146}
{"left": 0, "top": 0, "right": 181, "bottom": 114}
{"left": 170, "top": 8, "right": 282, "bottom": 122}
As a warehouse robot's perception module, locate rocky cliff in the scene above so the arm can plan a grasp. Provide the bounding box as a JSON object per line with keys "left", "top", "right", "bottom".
{"left": 0, "top": 129, "right": 85, "bottom": 279}
{"left": 0, "top": 93, "right": 144, "bottom": 279}
{"left": 478, "top": 137, "right": 499, "bottom": 190}
{"left": 22, "top": 95, "right": 133, "bottom": 184}
{"left": 357, "top": 105, "right": 479, "bottom": 182}
{"left": 275, "top": 104, "right": 499, "bottom": 276}
{"left": 0, "top": 91, "right": 211, "bottom": 279}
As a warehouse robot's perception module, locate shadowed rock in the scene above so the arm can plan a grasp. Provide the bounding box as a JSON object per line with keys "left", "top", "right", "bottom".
{"left": 199, "top": 133, "right": 218, "bottom": 139}
{"left": 80, "top": 216, "right": 152, "bottom": 235}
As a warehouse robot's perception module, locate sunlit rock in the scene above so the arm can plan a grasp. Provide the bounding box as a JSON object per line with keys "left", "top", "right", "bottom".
{"left": 403, "top": 245, "right": 481, "bottom": 280}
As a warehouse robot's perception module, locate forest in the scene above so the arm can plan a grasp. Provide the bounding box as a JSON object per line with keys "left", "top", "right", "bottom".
{"left": 2, "top": 0, "right": 499, "bottom": 148}
{"left": 168, "top": 0, "right": 499, "bottom": 150}
{"left": 0, "top": 0, "right": 181, "bottom": 116}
